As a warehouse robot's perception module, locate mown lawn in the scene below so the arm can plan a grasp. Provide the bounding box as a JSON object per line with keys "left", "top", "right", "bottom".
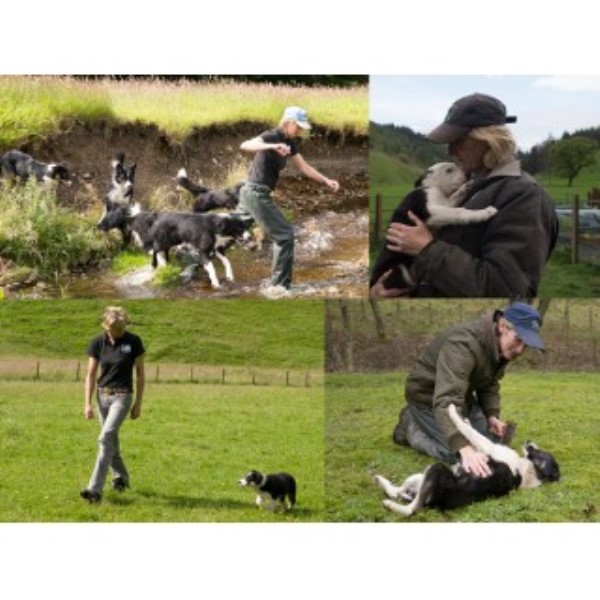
{"left": 325, "top": 371, "right": 600, "bottom": 522}
{"left": 0, "top": 381, "right": 323, "bottom": 522}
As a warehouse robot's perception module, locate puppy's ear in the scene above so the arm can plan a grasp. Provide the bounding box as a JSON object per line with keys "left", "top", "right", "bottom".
{"left": 414, "top": 173, "right": 425, "bottom": 188}
{"left": 114, "top": 151, "right": 126, "bottom": 165}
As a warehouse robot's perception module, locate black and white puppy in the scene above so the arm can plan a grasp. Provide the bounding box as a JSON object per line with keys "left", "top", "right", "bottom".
{"left": 374, "top": 403, "right": 559, "bottom": 517}
{"left": 106, "top": 151, "right": 136, "bottom": 204}
{"left": 176, "top": 167, "right": 243, "bottom": 212}
{"left": 238, "top": 470, "right": 297, "bottom": 512}
{"left": 370, "top": 162, "right": 498, "bottom": 291}
{"left": 0, "top": 149, "right": 71, "bottom": 185}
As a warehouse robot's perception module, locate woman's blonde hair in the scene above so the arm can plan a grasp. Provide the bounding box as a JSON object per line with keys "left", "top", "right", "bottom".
{"left": 468, "top": 125, "right": 517, "bottom": 170}
{"left": 102, "top": 306, "right": 128, "bottom": 331}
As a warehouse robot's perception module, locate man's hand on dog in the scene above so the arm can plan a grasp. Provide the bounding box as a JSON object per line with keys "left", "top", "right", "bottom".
{"left": 386, "top": 211, "right": 434, "bottom": 256}
{"left": 459, "top": 445, "right": 491, "bottom": 478}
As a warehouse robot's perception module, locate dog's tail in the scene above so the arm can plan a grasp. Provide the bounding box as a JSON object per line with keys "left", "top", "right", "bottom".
{"left": 176, "top": 167, "right": 210, "bottom": 195}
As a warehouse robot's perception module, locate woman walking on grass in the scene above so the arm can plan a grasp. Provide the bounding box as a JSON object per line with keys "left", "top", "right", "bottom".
{"left": 80, "top": 306, "right": 145, "bottom": 504}
{"left": 239, "top": 106, "right": 340, "bottom": 295}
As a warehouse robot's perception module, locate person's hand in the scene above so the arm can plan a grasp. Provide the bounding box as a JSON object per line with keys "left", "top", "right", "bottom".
{"left": 488, "top": 416, "right": 508, "bottom": 439}
{"left": 370, "top": 269, "right": 411, "bottom": 298}
{"left": 458, "top": 444, "right": 491, "bottom": 478}
{"left": 386, "top": 211, "right": 434, "bottom": 256}
{"left": 324, "top": 178, "right": 340, "bottom": 193}
{"left": 272, "top": 143, "right": 291, "bottom": 156}
{"left": 130, "top": 402, "right": 141, "bottom": 420}
{"left": 84, "top": 405, "right": 94, "bottom": 420}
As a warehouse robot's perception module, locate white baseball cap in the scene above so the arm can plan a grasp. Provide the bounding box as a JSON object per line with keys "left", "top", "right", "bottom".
{"left": 282, "top": 106, "right": 312, "bottom": 129}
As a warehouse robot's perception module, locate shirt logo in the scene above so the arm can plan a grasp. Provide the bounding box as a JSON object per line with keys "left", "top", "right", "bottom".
{"left": 121, "top": 344, "right": 132, "bottom": 354}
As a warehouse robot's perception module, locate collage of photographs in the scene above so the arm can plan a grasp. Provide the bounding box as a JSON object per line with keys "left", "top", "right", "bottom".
{"left": 1, "top": 73, "right": 599, "bottom": 594}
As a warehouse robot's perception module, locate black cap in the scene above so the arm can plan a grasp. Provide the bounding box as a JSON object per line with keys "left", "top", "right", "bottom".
{"left": 427, "top": 93, "right": 517, "bottom": 144}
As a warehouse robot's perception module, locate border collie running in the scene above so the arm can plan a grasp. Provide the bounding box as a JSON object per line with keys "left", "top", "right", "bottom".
{"left": 0, "top": 149, "right": 71, "bottom": 185}
{"left": 176, "top": 167, "right": 243, "bottom": 212}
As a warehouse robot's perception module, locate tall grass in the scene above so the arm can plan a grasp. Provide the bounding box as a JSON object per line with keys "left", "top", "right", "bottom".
{"left": 0, "top": 181, "right": 116, "bottom": 280}
{"left": 0, "top": 76, "right": 368, "bottom": 147}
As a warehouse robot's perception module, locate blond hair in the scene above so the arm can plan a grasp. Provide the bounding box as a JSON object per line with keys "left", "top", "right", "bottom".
{"left": 468, "top": 125, "right": 517, "bottom": 170}
{"left": 102, "top": 306, "right": 129, "bottom": 331}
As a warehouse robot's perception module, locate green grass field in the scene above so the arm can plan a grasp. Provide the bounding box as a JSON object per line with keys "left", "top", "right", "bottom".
{"left": 0, "top": 380, "right": 323, "bottom": 522}
{"left": 325, "top": 371, "right": 600, "bottom": 523}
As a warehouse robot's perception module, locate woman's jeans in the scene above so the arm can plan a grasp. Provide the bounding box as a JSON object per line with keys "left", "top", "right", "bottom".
{"left": 239, "top": 182, "right": 295, "bottom": 288}
{"left": 87, "top": 390, "right": 132, "bottom": 494}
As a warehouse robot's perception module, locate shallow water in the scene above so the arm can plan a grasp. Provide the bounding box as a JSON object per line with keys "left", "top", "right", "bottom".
{"left": 10, "top": 209, "right": 369, "bottom": 299}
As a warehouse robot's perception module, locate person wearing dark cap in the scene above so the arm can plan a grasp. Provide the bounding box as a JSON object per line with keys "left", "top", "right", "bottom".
{"left": 392, "top": 302, "right": 544, "bottom": 478}
{"left": 373, "top": 93, "right": 558, "bottom": 298}
{"left": 239, "top": 106, "right": 340, "bottom": 294}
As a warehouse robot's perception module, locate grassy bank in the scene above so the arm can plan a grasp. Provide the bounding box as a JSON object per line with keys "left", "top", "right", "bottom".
{"left": 0, "top": 76, "right": 368, "bottom": 147}
{"left": 0, "top": 299, "right": 324, "bottom": 368}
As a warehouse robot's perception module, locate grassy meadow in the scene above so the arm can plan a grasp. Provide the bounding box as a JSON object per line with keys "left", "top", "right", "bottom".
{"left": 0, "top": 76, "right": 368, "bottom": 147}
{"left": 0, "top": 380, "right": 323, "bottom": 522}
{"left": 325, "top": 371, "right": 600, "bottom": 523}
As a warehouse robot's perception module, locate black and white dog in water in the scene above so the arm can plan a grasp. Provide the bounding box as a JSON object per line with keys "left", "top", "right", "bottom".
{"left": 238, "top": 470, "right": 297, "bottom": 512}
{"left": 0, "top": 149, "right": 71, "bottom": 185}
{"left": 374, "top": 403, "right": 560, "bottom": 517}
{"left": 176, "top": 168, "right": 243, "bottom": 212}
{"left": 370, "top": 162, "right": 498, "bottom": 291}
{"left": 97, "top": 199, "right": 253, "bottom": 288}
{"left": 106, "top": 152, "right": 136, "bottom": 204}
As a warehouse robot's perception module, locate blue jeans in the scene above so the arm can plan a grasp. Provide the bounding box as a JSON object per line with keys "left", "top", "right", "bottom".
{"left": 87, "top": 390, "right": 132, "bottom": 494}
{"left": 239, "top": 182, "right": 295, "bottom": 288}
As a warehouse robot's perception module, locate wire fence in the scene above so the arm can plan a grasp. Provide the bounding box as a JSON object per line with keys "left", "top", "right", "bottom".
{"left": 372, "top": 193, "right": 600, "bottom": 265}
{"left": 0, "top": 359, "right": 323, "bottom": 388}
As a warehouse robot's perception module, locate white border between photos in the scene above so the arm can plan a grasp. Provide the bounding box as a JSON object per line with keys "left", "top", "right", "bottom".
{"left": 1, "top": 523, "right": 598, "bottom": 600}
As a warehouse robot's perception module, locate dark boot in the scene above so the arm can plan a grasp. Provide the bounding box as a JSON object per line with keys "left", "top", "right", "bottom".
{"left": 392, "top": 405, "right": 411, "bottom": 446}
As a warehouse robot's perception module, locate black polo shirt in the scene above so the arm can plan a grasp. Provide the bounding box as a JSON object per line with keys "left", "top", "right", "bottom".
{"left": 87, "top": 331, "right": 145, "bottom": 391}
{"left": 247, "top": 128, "right": 299, "bottom": 190}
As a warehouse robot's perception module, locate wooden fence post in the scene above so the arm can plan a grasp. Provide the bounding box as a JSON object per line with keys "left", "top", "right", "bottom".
{"left": 222, "top": 368, "right": 226, "bottom": 384}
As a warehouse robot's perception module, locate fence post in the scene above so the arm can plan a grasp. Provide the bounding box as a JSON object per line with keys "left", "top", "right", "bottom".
{"left": 155, "top": 365, "right": 160, "bottom": 383}
{"left": 286, "top": 371, "right": 290, "bottom": 386}
{"left": 76, "top": 361, "right": 81, "bottom": 382}
{"left": 222, "top": 368, "right": 226, "bottom": 384}
{"left": 571, "top": 195, "right": 579, "bottom": 264}
{"left": 35, "top": 361, "right": 40, "bottom": 380}
{"left": 190, "top": 366, "right": 194, "bottom": 383}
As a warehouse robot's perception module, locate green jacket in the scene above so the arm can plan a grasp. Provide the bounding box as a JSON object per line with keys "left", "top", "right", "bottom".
{"left": 405, "top": 311, "right": 507, "bottom": 452}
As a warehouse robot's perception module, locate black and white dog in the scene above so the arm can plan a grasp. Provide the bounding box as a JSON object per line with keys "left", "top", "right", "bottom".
{"left": 370, "top": 162, "right": 497, "bottom": 291}
{"left": 106, "top": 151, "right": 136, "bottom": 204}
{"left": 97, "top": 200, "right": 253, "bottom": 288}
{"left": 0, "top": 149, "right": 71, "bottom": 185}
{"left": 176, "top": 167, "right": 243, "bottom": 212}
{"left": 374, "top": 403, "right": 560, "bottom": 517}
{"left": 238, "top": 470, "right": 297, "bottom": 512}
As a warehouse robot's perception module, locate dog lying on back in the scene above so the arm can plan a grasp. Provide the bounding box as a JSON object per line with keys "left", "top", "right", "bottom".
{"left": 176, "top": 168, "right": 243, "bottom": 212}
{"left": 0, "top": 149, "right": 71, "bottom": 185}
{"left": 374, "top": 403, "right": 560, "bottom": 517}
{"left": 238, "top": 470, "right": 296, "bottom": 512}
{"left": 370, "top": 162, "right": 498, "bottom": 292}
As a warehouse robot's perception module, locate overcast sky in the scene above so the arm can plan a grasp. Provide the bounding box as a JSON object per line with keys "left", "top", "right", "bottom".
{"left": 370, "top": 75, "right": 600, "bottom": 151}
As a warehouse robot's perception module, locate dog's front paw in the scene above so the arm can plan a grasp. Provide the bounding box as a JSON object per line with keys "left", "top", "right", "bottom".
{"left": 483, "top": 206, "right": 498, "bottom": 219}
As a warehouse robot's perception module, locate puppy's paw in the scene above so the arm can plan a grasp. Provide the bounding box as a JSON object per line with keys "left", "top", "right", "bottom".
{"left": 483, "top": 206, "right": 498, "bottom": 219}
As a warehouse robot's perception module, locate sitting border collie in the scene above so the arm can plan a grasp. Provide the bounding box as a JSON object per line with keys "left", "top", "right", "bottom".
{"left": 238, "top": 470, "right": 296, "bottom": 512}
{"left": 0, "top": 149, "right": 71, "bottom": 185}
{"left": 374, "top": 403, "right": 560, "bottom": 517}
{"left": 176, "top": 167, "right": 243, "bottom": 212}
{"left": 97, "top": 200, "right": 253, "bottom": 288}
{"left": 106, "top": 151, "right": 136, "bottom": 204}
{"left": 370, "top": 162, "right": 497, "bottom": 291}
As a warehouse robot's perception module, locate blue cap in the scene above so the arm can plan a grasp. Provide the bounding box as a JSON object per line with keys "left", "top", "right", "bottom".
{"left": 502, "top": 302, "right": 544, "bottom": 351}
{"left": 282, "top": 106, "right": 312, "bottom": 129}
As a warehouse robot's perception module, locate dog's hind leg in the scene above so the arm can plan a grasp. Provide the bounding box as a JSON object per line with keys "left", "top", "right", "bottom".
{"left": 201, "top": 259, "right": 221, "bottom": 288}
{"left": 373, "top": 475, "right": 404, "bottom": 499}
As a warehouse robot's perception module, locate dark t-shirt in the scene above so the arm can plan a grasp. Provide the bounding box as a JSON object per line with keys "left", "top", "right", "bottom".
{"left": 247, "top": 128, "right": 299, "bottom": 190}
{"left": 87, "top": 331, "right": 145, "bottom": 391}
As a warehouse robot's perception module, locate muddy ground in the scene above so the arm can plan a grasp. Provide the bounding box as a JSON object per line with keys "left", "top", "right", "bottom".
{"left": 6, "top": 121, "right": 369, "bottom": 299}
